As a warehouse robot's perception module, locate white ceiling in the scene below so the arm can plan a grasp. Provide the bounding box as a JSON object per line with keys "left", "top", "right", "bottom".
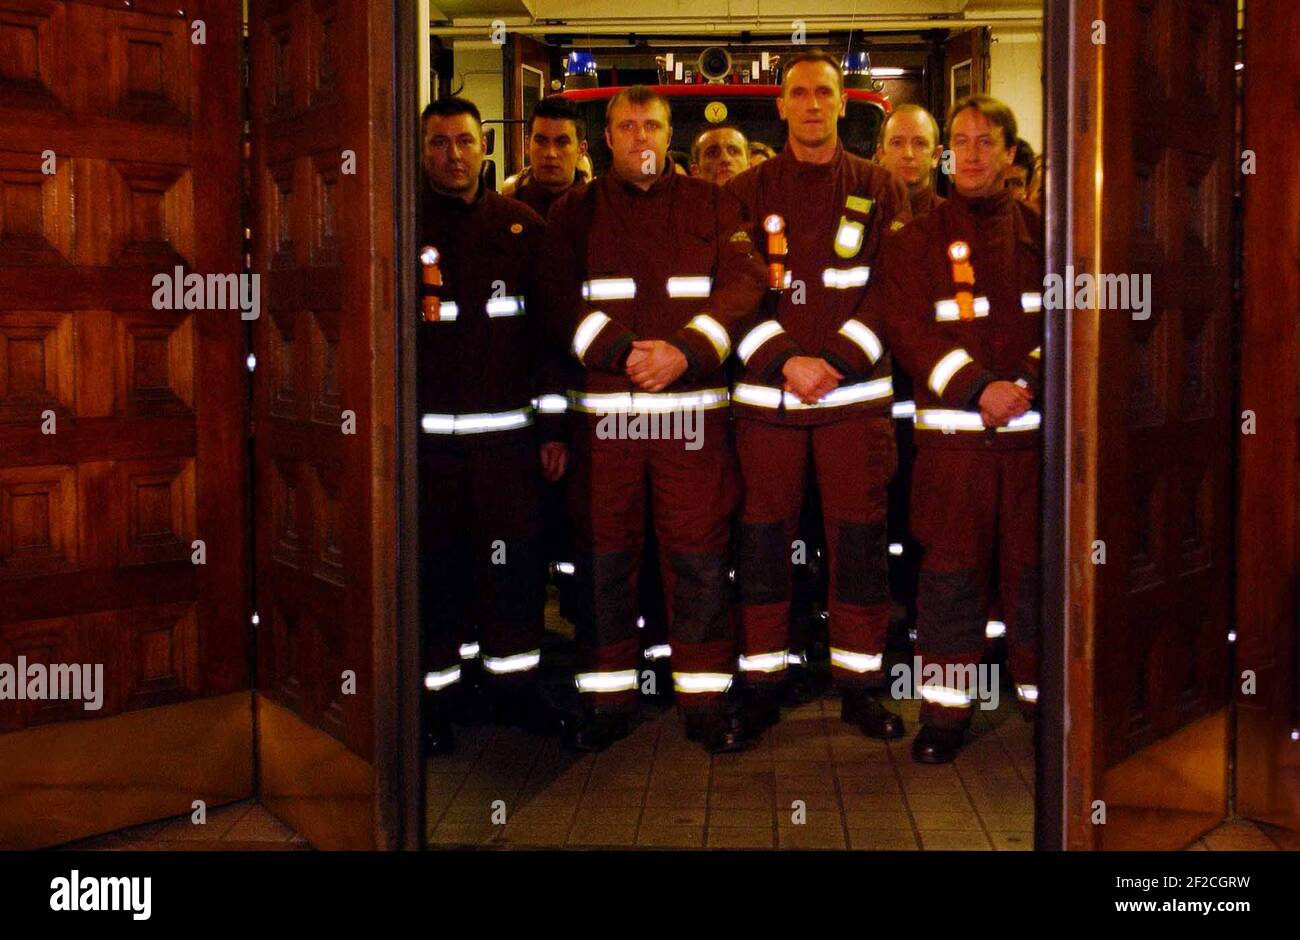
{"left": 430, "top": 0, "right": 1042, "bottom": 31}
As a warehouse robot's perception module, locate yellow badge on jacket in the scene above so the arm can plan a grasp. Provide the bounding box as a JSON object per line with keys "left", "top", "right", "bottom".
{"left": 834, "top": 195, "right": 873, "bottom": 258}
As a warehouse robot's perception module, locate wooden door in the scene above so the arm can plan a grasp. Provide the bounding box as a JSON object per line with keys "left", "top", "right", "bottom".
{"left": 1235, "top": 0, "right": 1300, "bottom": 836}
{"left": 0, "top": 0, "right": 249, "bottom": 849}
{"left": 247, "top": 0, "right": 400, "bottom": 850}
{"left": 1065, "top": 0, "right": 1237, "bottom": 849}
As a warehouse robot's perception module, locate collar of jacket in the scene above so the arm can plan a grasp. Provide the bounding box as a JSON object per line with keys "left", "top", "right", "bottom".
{"left": 426, "top": 178, "right": 486, "bottom": 213}
{"left": 948, "top": 186, "right": 1015, "bottom": 217}
{"left": 777, "top": 140, "right": 844, "bottom": 180}
{"left": 520, "top": 165, "right": 589, "bottom": 193}
{"left": 948, "top": 187, "right": 1038, "bottom": 250}
{"left": 608, "top": 160, "right": 675, "bottom": 196}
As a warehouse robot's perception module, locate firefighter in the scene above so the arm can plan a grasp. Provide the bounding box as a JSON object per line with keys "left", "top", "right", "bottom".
{"left": 417, "top": 97, "right": 567, "bottom": 755}
{"left": 1002, "top": 137, "right": 1037, "bottom": 205}
{"left": 726, "top": 50, "right": 910, "bottom": 737}
{"left": 874, "top": 104, "right": 946, "bottom": 654}
{"left": 876, "top": 103, "right": 945, "bottom": 219}
{"left": 878, "top": 95, "right": 1042, "bottom": 763}
{"left": 538, "top": 85, "right": 768, "bottom": 753}
{"left": 503, "top": 95, "right": 590, "bottom": 218}
{"left": 690, "top": 125, "right": 749, "bottom": 186}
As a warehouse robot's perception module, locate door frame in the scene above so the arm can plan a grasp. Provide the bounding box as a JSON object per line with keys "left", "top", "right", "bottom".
{"left": 1037, "top": 0, "right": 1071, "bottom": 853}
{"left": 394, "top": 0, "right": 425, "bottom": 852}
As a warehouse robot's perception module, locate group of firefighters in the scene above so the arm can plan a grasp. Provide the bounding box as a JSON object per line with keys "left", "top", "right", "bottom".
{"left": 417, "top": 49, "right": 1043, "bottom": 765}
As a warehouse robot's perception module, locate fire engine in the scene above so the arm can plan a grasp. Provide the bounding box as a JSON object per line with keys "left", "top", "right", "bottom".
{"left": 556, "top": 47, "right": 892, "bottom": 174}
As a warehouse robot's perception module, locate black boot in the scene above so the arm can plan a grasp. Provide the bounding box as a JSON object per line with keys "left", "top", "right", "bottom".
{"left": 489, "top": 686, "right": 566, "bottom": 737}
{"left": 738, "top": 685, "right": 782, "bottom": 732}
{"left": 841, "top": 689, "right": 905, "bottom": 739}
{"left": 781, "top": 661, "right": 824, "bottom": 707}
{"left": 423, "top": 693, "right": 455, "bottom": 756}
{"left": 911, "top": 724, "right": 964, "bottom": 764}
{"left": 449, "top": 664, "right": 493, "bottom": 726}
{"left": 684, "top": 701, "right": 758, "bottom": 754}
{"left": 563, "top": 707, "right": 631, "bottom": 753}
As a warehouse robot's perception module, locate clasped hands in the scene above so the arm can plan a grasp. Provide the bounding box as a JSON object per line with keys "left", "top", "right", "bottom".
{"left": 625, "top": 340, "right": 688, "bottom": 393}
{"left": 977, "top": 380, "right": 1033, "bottom": 428}
{"left": 782, "top": 356, "right": 842, "bottom": 404}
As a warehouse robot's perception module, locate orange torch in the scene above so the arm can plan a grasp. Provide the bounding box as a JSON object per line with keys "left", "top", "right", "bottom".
{"left": 420, "top": 245, "right": 442, "bottom": 322}
{"left": 764, "top": 214, "right": 788, "bottom": 290}
{"left": 947, "top": 241, "right": 975, "bottom": 320}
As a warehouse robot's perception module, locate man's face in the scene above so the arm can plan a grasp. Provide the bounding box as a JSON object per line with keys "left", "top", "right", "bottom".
{"left": 1002, "top": 164, "right": 1030, "bottom": 201}
{"left": 691, "top": 128, "right": 748, "bottom": 185}
{"left": 604, "top": 99, "right": 671, "bottom": 182}
{"left": 528, "top": 116, "right": 587, "bottom": 189}
{"left": 423, "top": 113, "right": 484, "bottom": 196}
{"left": 877, "top": 110, "right": 941, "bottom": 190}
{"left": 777, "top": 61, "right": 845, "bottom": 150}
{"left": 949, "top": 108, "right": 1016, "bottom": 198}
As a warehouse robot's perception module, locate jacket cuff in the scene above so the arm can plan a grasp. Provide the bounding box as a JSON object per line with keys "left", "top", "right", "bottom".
{"left": 536, "top": 412, "right": 569, "bottom": 444}
{"left": 666, "top": 334, "right": 706, "bottom": 384}
{"left": 957, "top": 368, "right": 999, "bottom": 411}
{"left": 669, "top": 324, "right": 724, "bottom": 382}
{"left": 739, "top": 322, "right": 802, "bottom": 383}
{"left": 574, "top": 314, "right": 636, "bottom": 374}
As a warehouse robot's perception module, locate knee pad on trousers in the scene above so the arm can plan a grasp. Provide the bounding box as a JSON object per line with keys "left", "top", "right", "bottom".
{"left": 736, "top": 521, "right": 789, "bottom": 606}
{"left": 917, "top": 568, "right": 986, "bottom": 655}
{"left": 573, "top": 551, "right": 639, "bottom": 648}
{"left": 670, "top": 552, "right": 730, "bottom": 644}
{"left": 1014, "top": 564, "right": 1041, "bottom": 647}
{"left": 833, "top": 520, "right": 889, "bottom": 606}
{"left": 484, "top": 537, "right": 544, "bottom": 623}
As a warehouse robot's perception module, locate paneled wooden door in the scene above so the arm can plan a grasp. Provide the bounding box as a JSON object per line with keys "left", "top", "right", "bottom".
{"left": 247, "top": 0, "right": 401, "bottom": 850}
{"left": 1064, "top": 0, "right": 1237, "bottom": 849}
{"left": 0, "top": 0, "right": 250, "bottom": 849}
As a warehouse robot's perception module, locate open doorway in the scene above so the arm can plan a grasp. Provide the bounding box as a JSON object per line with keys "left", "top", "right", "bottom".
{"left": 408, "top": 5, "right": 1046, "bottom": 852}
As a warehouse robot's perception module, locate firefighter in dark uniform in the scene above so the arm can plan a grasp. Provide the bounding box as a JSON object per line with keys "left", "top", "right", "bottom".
{"left": 879, "top": 96, "right": 1042, "bottom": 763}
{"left": 538, "top": 86, "right": 768, "bottom": 753}
{"left": 418, "top": 97, "right": 567, "bottom": 755}
{"left": 726, "top": 51, "right": 910, "bottom": 736}
{"left": 503, "top": 95, "right": 591, "bottom": 219}
{"left": 876, "top": 103, "right": 946, "bottom": 219}
{"left": 874, "top": 103, "right": 946, "bottom": 653}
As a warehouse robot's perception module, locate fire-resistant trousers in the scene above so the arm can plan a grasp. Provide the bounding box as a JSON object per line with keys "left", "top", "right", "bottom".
{"left": 419, "top": 433, "right": 545, "bottom": 695}
{"left": 735, "top": 416, "right": 897, "bottom": 690}
{"left": 910, "top": 445, "right": 1040, "bottom": 728}
{"left": 568, "top": 413, "right": 739, "bottom": 713}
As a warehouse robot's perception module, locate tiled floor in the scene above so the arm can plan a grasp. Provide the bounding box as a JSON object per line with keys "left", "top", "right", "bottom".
{"left": 1187, "top": 819, "right": 1294, "bottom": 851}
{"left": 427, "top": 689, "right": 1038, "bottom": 850}
{"left": 62, "top": 800, "right": 309, "bottom": 851}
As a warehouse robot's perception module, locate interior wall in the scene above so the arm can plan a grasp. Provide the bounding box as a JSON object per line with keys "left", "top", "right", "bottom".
{"left": 451, "top": 41, "right": 507, "bottom": 183}
{"left": 989, "top": 27, "right": 1043, "bottom": 152}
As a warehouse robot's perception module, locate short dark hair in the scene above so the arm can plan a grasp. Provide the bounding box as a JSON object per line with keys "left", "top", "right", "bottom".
{"left": 1011, "top": 137, "right": 1035, "bottom": 183}
{"left": 946, "top": 95, "right": 1018, "bottom": 151}
{"left": 422, "top": 96, "right": 482, "bottom": 128}
{"left": 690, "top": 125, "right": 748, "bottom": 165}
{"left": 605, "top": 85, "right": 672, "bottom": 126}
{"left": 780, "top": 50, "right": 844, "bottom": 96}
{"left": 529, "top": 95, "right": 586, "bottom": 142}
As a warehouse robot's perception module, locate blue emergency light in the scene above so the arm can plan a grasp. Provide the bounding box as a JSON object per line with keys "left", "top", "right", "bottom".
{"left": 566, "top": 51, "right": 597, "bottom": 76}
{"left": 565, "top": 51, "right": 599, "bottom": 89}
{"left": 842, "top": 51, "right": 872, "bottom": 76}
{"left": 842, "top": 51, "right": 877, "bottom": 89}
